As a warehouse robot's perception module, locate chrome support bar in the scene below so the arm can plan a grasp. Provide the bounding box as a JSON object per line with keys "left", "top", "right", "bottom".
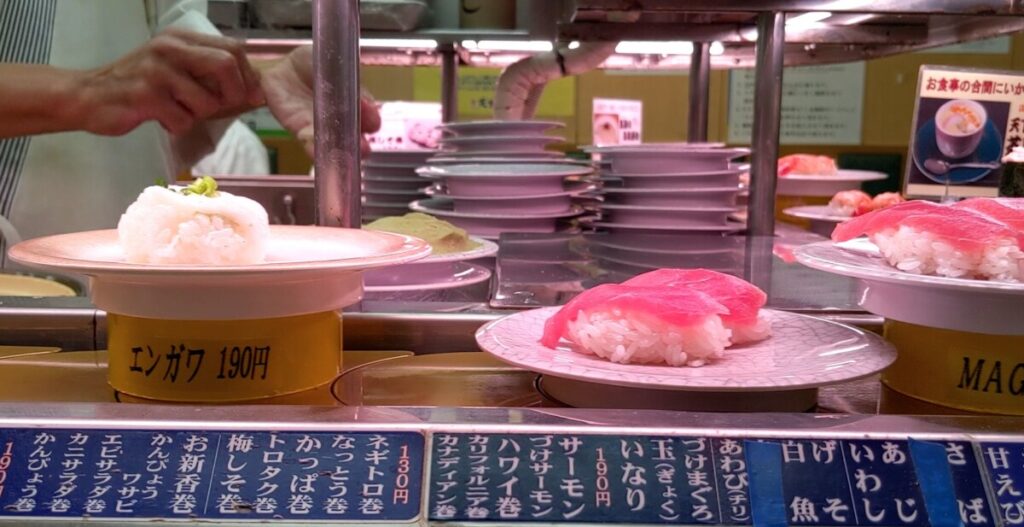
{"left": 313, "top": 0, "right": 362, "bottom": 227}
{"left": 748, "top": 11, "right": 785, "bottom": 236}
{"left": 440, "top": 44, "right": 459, "bottom": 123}
{"left": 688, "top": 41, "right": 711, "bottom": 142}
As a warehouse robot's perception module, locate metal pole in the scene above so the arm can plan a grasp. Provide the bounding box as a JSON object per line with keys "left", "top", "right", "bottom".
{"left": 440, "top": 44, "right": 459, "bottom": 123}
{"left": 688, "top": 41, "right": 711, "bottom": 142}
{"left": 313, "top": 0, "right": 362, "bottom": 228}
{"left": 748, "top": 11, "right": 785, "bottom": 236}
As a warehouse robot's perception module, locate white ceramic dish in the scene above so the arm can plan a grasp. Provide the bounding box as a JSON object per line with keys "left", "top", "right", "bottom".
{"left": 599, "top": 203, "right": 736, "bottom": 227}
{"left": 777, "top": 169, "right": 887, "bottom": 197}
{"left": 428, "top": 181, "right": 596, "bottom": 200}
{"left": 439, "top": 120, "right": 564, "bottom": 136}
{"left": 419, "top": 164, "right": 594, "bottom": 198}
{"left": 8, "top": 227, "right": 431, "bottom": 320}
{"left": 363, "top": 164, "right": 420, "bottom": 179}
{"left": 453, "top": 194, "right": 574, "bottom": 214}
{"left": 428, "top": 156, "right": 593, "bottom": 167}
{"left": 602, "top": 187, "right": 739, "bottom": 208}
{"left": 597, "top": 147, "right": 750, "bottom": 173}
{"left": 587, "top": 244, "right": 742, "bottom": 269}
{"left": 602, "top": 169, "right": 744, "bottom": 190}
{"left": 783, "top": 205, "right": 850, "bottom": 237}
{"left": 478, "top": 307, "right": 896, "bottom": 391}
{"left": 410, "top": 199, "right": 582, "bottom": 236}
{"left": 584, "top": 232, "right": 743, "bottom": 254}
{"left": 360, "top": 236, "right": 498, "bottom": 286}
{"left": 419, "top": 163, "right": 593, "bottom": 179}
{"left": 363, "top": 178, "right": 429, "bottom": 192}
{"left": 364, "top": 261, "right": 492, "bottom": 291}
{"left": 584, "top": 219, "right": 746, "bottom": 233}
{"left": 431, "top": 150, "right": 564, "bottom": 159}
{"left": 584, "top": 143, "right": 728, "bottom": 153}
{"left": 795, "top": 239, "right": 1024, "bottom": 335}
{"left": 440, "top": 134, "right": 562, "bottom": 153}
{"left": 366, "top": 150, "right": 436, "bottom": 164}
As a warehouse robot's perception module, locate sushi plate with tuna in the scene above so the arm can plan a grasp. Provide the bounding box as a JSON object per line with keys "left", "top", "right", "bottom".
{"left": 476, "top": 307, "right": 894, "bottom": 392}
{"left": 776, "top": 169, "right": 887, "bottom": 197}
{"left": 795, "top": 238, "right": 1024, "bottom": 334}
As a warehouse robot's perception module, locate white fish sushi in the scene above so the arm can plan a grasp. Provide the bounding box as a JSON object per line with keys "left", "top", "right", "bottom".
{"left": 118, "top": 177, "right": 270, "bottom": 265}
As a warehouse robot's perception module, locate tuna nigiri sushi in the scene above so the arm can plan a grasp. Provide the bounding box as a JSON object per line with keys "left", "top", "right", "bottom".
{"left": 778, "top": 154, "right": 837, "bottom": 177}
{"left": 622, "top": 269, "right": 771, "bottom": 343}
{"left": 832, "top": 199, "right": 1024, "bottom": 281}
{"left": 541, "top": 269, "right": 770, "bottom": 367}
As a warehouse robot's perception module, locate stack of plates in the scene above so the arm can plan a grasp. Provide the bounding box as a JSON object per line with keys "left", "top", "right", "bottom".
{"left": 362, "top": 150, "right": 435, "bottom": 221}
{"left": 583, "top": 144, "right": 750, "bottom": 234}
{"left": 413, "top": 163, "right": 597, "bottom": 239}
{"left": 435, "top": 120, "right": 565, "bottom": 158}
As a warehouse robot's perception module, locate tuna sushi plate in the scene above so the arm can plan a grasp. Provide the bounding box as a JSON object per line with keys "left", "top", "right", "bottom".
{"left": 831, "top": 198, "right": 1024, "bottom": 282}
{"left": 541, "top": 269, "right": 771, "bottom": 367}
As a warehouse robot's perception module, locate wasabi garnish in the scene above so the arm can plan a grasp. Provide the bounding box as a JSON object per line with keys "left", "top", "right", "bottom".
{"left": 182, "top": 176, "right": 219, "bottom": 197}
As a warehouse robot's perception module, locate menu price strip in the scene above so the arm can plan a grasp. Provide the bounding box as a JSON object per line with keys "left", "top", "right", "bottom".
{"left": 0, "top": 429, "right": 424, "bottom": 522}
{"left": 428, "top": 433, "right": 1005, "bottom": 526}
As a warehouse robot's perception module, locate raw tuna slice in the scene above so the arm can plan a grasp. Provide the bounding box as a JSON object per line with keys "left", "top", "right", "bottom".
{"left": 623, "top": 268, "right": 770, "bottom": 343}
{"left": 540, "top": 283, "right": 733, "bottom": 367}
{"left": 952, "top": 198, "right": 1024, "bottom": 231}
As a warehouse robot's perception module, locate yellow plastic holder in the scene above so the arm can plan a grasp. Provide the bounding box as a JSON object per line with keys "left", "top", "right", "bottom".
{"left": 107, "top": 311, "right": 342, "bottom": 403}
{"left": 883, "top": 320, "right": 1024, "bottom": 415}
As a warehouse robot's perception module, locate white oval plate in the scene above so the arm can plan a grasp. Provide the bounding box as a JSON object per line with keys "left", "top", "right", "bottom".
{"left": 584, "top": 219, "right": 746, "bottom": 233}
{"left": 441, "top": 134, "right": 561, "bottom": 146}
{"left": 428, "top": 156, "right": 593, "bottom": 167}
{"left": 783, "top": 205, "right": 851, "bottom": 223}
{"left": 9, "top": 227, "right": 432, "bottom": 320}
{"left": 432, "top": 150, "right": 564, "bottom": 159}
{"left": 477, "top": 307, "right": 895, "bottom": 391}
{"left": 428, "top": 181, "right": 596, "bottom": 200}
{"left": 420, "top": 237, "right": 498, "bottom": 264}
{"left": 418, "top": 163, "right": 593, "bottom": 179}
{"left": 365, "top": 261, "right": 491, "bottom": 292}
{"left": 778, "top": 170, "right": 887, "bottom": 197}
{"left": 411, "top": 198, "right": 584, "bottom": 220}
{"left": 795, "top": 239, "right": 1024, "bottom": 334}
{"left": 440, "top": 120, "right": 564, "bottom": 135}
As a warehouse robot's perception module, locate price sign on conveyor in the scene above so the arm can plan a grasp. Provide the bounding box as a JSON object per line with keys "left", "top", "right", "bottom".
{"left": 0, "top": 427, "right": 1019, "bottom": 525}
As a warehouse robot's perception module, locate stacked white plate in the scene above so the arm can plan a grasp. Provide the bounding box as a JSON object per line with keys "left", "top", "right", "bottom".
{"left": 583, "top": 144, "right": 750, "bottom": 234}
{"left": 362, "top": 150, "right": 436, "bottom": 221}
{"left": 436, "top": 120, "right": 565, "bottom": 158}
{"left": 413, "top": 163, "right": 597, "bottom": 239}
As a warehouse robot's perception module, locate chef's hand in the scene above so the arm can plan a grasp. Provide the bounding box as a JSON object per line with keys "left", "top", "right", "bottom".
{"left": 72, "top": 28, "right": 265, "bottom": 136}
{"left": 260, "top": 45, "right": 381, "bottom": 156}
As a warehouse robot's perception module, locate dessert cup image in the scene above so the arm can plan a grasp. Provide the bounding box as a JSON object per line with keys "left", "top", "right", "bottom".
{"left": 934, "top": 99, "right": 987, "bottom": 159}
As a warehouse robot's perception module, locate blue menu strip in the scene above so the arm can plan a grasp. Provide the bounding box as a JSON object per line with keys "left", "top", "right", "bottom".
{"left": 908, "top": 439, "right": 964, "bottom": 527}
{"left": 744, "top": 441, "right": 787, "bottom": 527}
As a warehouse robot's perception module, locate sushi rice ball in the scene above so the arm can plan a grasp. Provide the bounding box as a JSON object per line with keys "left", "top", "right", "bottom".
{"left": 118, "top": 176, "right": 270, "bottom": 265}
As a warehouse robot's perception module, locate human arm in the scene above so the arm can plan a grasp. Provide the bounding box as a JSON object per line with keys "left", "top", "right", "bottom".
{"left": 0, "top": 28, "right": 262, "bottom": 140}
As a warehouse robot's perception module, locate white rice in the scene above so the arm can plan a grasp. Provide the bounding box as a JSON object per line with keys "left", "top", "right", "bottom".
{"left": 118, "top": 186, "right": 270, "bottom": 265}
{"left": 872, "top": 225, "right": 1024, "bottom": 282}
{"left": 730, "top": 316, "right": 773, "bottom": 344}
{"left": 565, "top": 308, "right": 732, "bottom": 367}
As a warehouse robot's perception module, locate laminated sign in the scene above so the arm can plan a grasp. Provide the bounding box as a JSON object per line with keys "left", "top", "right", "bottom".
{"left": 592, "top": 98, "right": 643, "bottom": 146}
{"left": 904, "top": 65, "right": 1024, "bottom": 199}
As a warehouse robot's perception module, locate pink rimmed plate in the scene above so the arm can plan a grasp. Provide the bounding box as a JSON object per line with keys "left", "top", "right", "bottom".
{"left": 477, "top": 307, "right": 896, "bottom": 392}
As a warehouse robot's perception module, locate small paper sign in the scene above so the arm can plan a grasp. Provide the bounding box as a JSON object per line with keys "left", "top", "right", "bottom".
{"left": 367, "top": 102, "right": 442, "bottom": 152}
{"left": 592, "top": 98, "right": 643, "bottom": 146}
{"left": 904, "top": 65, "right": 1024, "bottom": 199}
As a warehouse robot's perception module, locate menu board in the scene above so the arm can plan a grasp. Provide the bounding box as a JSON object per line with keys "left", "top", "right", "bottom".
{"left": 728, "top": 62, "right": 865, "bottom": 146}
{"left": 592, "top": 98, "right": 643, "bottom": 146}
{"left": 0, "top": 426, "right": 1019, "bottom": 525}
{"left": 429, "top": 433, "right": 1001, "bottom": 525}
{"left": 0, "top": 429, "right": 424, "bottom": 522}
{"left": 904, "top": 65, "right": 1024, "bottom": 199}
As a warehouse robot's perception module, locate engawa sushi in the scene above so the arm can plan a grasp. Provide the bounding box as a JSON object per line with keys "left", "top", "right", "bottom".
{"left": 831, "top": 198, "right": 1024, "bottom": 281}
{"left": 541, "top": 269, "right": 771, "bottom": 367}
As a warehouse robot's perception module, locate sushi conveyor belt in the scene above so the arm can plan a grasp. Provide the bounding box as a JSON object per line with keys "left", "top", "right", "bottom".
{"left": 0, "top": 231, "right": 1021, "bottom": 525}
